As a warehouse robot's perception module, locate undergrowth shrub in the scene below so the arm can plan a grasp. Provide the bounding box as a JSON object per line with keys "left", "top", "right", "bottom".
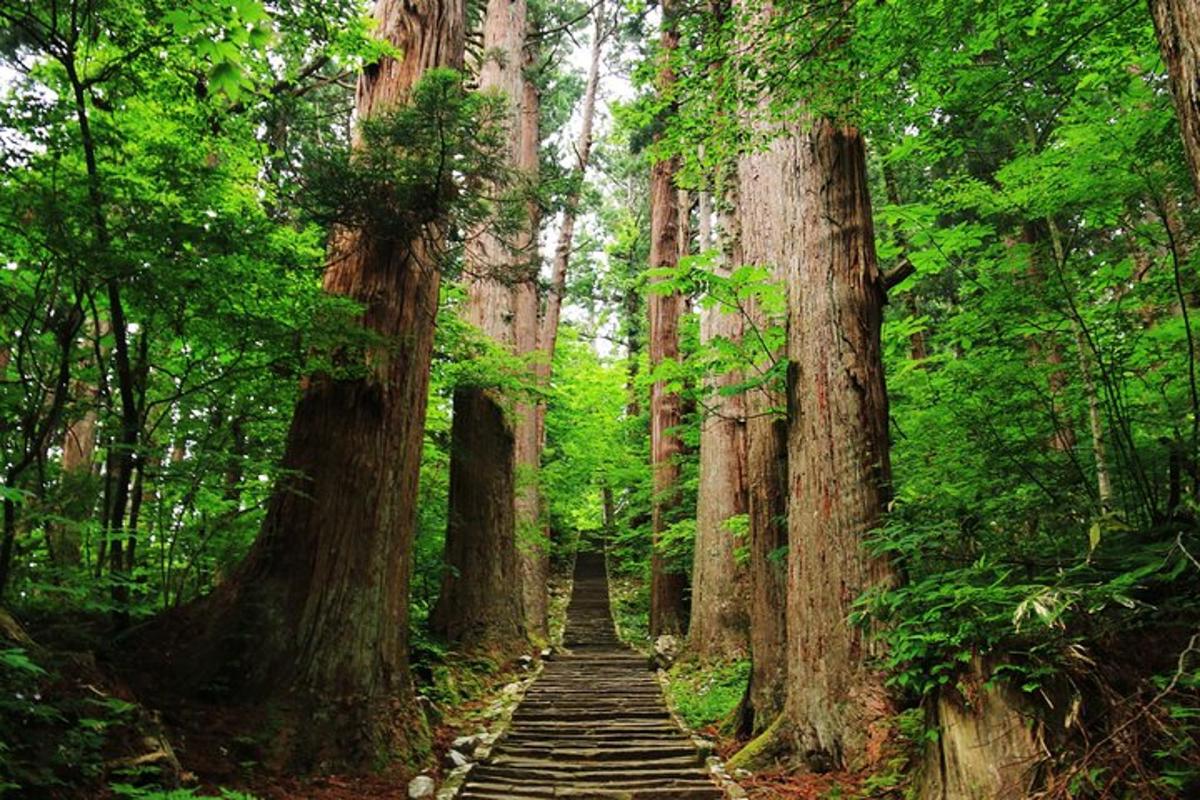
{"left": 854, "top": 509, "right": 1200, "bottom": 796}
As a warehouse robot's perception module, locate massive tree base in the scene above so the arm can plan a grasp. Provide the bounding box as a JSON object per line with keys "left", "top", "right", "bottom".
{"left": 154, "top": 578, "right": 431, "bottom": 773}
{"left": 916, "top": 658, "right": 1042, "bottom": 800}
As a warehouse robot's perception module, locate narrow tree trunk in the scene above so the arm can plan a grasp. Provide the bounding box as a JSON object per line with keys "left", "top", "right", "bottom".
{"left": 514, "top": 51, "right": 548, "bottom": 642}
{"left": 1076, "top": 329, "right": 1114, "bottom": 510}
{"left": 1151, "top": 0, "right": 1200, "bottom": 195}
{"left": 63, "top": 51, "right": 140, "bottom": 622}
{"left": 1041, "top": 215, "right": 1116, "bottom": 511}
{"left": 0, "top": 498, "right": 16, "bottom": 596}
{"left": 434, "top": 0, "right": 528, "bottom": 650}
{"left": 647, "top": 0, "right": 688, "bottom": 638}
{"left": 785, "top": 120, "right": 896, "bottom": 770}
{"left": 524, "top": 8, "right": 607, "bottom": 639}
{"left": 691, "top": 196, "right": 750, "bottom": 661}
{"left": 177, "top": 0, "right": 463, "bottom": 768}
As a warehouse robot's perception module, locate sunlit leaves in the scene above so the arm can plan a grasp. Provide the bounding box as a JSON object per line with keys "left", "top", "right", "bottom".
{"left": 164, "top": 1, "right": 274, "bottom": 101}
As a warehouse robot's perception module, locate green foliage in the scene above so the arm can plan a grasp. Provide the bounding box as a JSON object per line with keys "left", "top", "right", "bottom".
{"left": 303, "top": 68, "right": 513, "bottom": 251}
{"left": 0, "top": 636, "right": 177, "bottom": 797}
{"left": 110, "top": 787, "right": 260, "bottom": 800}
{"left": 666, "top": 659, "right": 750, "bottom": 731}
{"left": 609, "top": 575, "right": 651, "bottom": 651}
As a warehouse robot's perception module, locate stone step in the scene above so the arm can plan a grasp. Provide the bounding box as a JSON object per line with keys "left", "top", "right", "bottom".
{"left": 455, "top": 550, "right": 726, "bottom": 799}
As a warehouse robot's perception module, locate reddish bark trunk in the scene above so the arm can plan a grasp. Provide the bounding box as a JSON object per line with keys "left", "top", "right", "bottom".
{"left": 52, "top": 319, "right": 111, "bottom": 567}
{"left": 435, "top": 0, "right": 528, "bottom": 650}
{"left": 54, "top": 403, "right": 97, "bottom": 566}
{"left": 785, "top": 120, "right": 896, "bottom": 770}
{"left": 515, "top": 52, "right": 547, "bottom": 642}
{"left": 690, "top": 205, "right": 750, "bottom": 661}
{"left": 648, "top": 0, "right": 689, "bottom": 638}
{"left": 733, "top": 130, "right": 794, "bottom": 737}
{"left": 176, "top": 0, "right": 463, "bottom": 768}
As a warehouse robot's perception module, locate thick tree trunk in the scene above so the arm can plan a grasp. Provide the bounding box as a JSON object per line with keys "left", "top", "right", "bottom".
{"left": 1151, "top": 0, "right": 1200, "bottom": 196}
{"left": 732, "top": 132, "right": 793, "bottom": 740}
{"left": 648, "top": 0, "right": 688, "bottom": 638}
{"left": 177, "top": 0, "right": 463, "bottom": 769}
{"left": 515, "top": 55, "right": 548, "bottom": 642}
{"left": 438, "top": 388, "right": 523, "bottom": 646}
{"left": 690, "top": 203, "right": 750, "bottom": 661}
{"left": 785, "top": 120, "right": 896, "bottom": 771}
{"left": 435, "top": 0, "right": 528, "bottom": 651}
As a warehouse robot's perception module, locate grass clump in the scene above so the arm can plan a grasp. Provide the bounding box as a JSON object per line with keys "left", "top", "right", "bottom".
{"left": 667, "top": 659, "right": 750, "bottom": 731}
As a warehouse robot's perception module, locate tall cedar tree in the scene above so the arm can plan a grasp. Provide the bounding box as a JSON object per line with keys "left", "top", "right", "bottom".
{"left": 514, "top": 50, "right": 547, "bottom": 641}
{"left": 732, "top": 131, "right": 792, "bottom": 739}
{"left": 690, "top": 205, "right": 751, "bottom": 660}
{"left": 173, "top": 0, "right": 465, "bottom": 769}
{"left": 433, "top": 0, "right": 529, "bottom": 649}
{"left": 784, "top": 119, "right": 897, "bottom": 770}
{"left": 648, "top": 0, "right": 690, "bottom": 636}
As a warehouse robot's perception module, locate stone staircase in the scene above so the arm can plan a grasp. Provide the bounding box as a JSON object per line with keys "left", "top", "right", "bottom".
{"left": 457, "top": 551, "right": 725, "bottom": 799}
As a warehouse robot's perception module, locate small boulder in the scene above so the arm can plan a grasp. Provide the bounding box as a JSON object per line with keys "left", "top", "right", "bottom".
{"left": 451, "top": 734, "right": 479, "bottom": 756}
{"left": 408, "top": 775, "right": 435, "bottom": 799}
{"left": 652, "top": 634, "right": 680, "bottom": 669}
{"left": 445, "top": 749, "right": 471, "bottom": 768}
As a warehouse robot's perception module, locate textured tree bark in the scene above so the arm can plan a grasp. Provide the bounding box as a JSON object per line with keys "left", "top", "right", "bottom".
{"left": 176, "top": 0, "right": 463, "bottom": 769}
{"left": 434, "top": 0, "right": 528, "bottom": 650}
{"left": 690, "top": 199, "right": 750, "bottom": 661}
{"left": 1151, "top": 0, "right": 1200, "bottom": 195}
{"left": 785, "top": 120, "right": 897, "bottom": 771}
{"left": 732, "top": 131, "right": 794, "bottom": 739}
{"left": 917, "top": 658, "right": 1042, "bottom": 800}
{"left": 648, "top": 0, "right": 689, "bottom": 638}
{"left": 520, "top": 10, "right": 607, "bottom": 639}
{"left": 514, "top": 50, "right": 547, "bottom": 642}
